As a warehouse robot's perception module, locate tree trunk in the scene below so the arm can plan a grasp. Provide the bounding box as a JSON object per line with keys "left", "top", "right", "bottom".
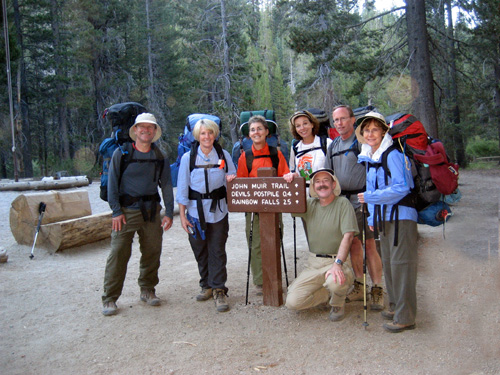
{"left": 446, "top": 0, "right": 466, "bottom": 166}
{"left": 51, "top": 0, "right": 70, "bottom": 160}
{"left": 495, "top": 39, "right": 500, "bottom": 151}
{"left": 12, "top": 0, "right": 33, "bottom": 177}
{"left": 405, "top": 0, "right": 439, "bottom": 139}
{"left": 220, "top": 0, "right": 238, "bottom": 144}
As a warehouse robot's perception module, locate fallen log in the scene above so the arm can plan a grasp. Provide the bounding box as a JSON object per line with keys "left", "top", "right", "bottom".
{"left": 10, "top": 190, "right": 92, "bottom": 246}
{"left": 0, "top": 176, "right": 90, "bottom": 191}
{"left": 38, "top": 212, "right": 112, "bottom": 253}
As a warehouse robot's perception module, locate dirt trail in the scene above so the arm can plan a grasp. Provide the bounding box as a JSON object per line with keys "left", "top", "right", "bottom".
{"left": 1, "top": 169, "right": 499, "bottom": 375}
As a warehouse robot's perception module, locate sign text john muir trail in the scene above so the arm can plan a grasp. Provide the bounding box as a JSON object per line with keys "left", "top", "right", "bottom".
{"left": 227, "top": 168, "right": 306, "bottom": 306}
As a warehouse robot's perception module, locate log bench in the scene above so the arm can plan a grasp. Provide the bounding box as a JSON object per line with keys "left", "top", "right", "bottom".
{"left": 10, "top": 190, "right": 112, "bottom": 253}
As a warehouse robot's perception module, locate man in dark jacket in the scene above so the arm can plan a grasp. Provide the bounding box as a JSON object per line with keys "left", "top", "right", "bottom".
{"left": 102, "top": 113, "right": 174, "bottom": 316}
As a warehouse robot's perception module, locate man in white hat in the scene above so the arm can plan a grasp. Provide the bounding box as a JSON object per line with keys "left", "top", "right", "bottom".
{"left": 102, "top": 112, "right": 174, "bottom": 316}
{"left": 285, "top": 168, "right": 358, "bottom": 321}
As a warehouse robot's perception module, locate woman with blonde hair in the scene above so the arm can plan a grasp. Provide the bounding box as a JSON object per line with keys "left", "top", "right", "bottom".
{"left": 177, "top": 118, "right": 236, "bottom": 312}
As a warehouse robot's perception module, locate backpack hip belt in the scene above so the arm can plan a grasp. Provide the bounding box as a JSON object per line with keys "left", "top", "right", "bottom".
{"left": 188, "top": 185, "right": 227, "bottom": 231}
{"left": 340, "top": 187, "right": 366, "bottom": 200}
{"left": 119, "top": 192, "right": 161, "bottom": 222}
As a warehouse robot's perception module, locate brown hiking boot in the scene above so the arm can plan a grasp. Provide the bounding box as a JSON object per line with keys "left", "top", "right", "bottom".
{"left": 196, "top": 287, "right": 213, "bottom": 301}
{"left": 213, "top": 289, "right": 229, "bottom": 312}
{"left": 370, "top": 286, "right": 385, "bottom": 311}
{"left": 346, "top": 280, "right": 365, "bottom": 302}
{"left": 140, "top": 289, "right": 161, "bottom": 306}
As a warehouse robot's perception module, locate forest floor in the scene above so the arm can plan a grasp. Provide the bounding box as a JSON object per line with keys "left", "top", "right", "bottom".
{"left": 1, "top": 168, "right": 499, "bottom": 375}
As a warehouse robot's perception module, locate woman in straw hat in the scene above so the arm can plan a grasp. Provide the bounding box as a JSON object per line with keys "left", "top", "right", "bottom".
{"left": 356, "top": 112, "right": 418, "bottom": 333}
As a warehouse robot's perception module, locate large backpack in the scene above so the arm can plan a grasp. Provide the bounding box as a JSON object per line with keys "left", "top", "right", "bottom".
{"left": 231, "top": 109, "right": 289, "bottom": 169}
{"left": 170, "top": 113, "right": 222, "bottom": 187}
{"left": 99, "top": 102, "right": 147, "bottom": 201}
{"left": 366, "top": 113, "right": 459, "bottom": 231}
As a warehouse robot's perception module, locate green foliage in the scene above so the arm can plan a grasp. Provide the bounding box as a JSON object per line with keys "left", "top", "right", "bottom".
{"left": 1, "top": 0, "right": 498, "bottom": 176}
{"left": 465, "top": 136, "right": 500, "bottom": 158}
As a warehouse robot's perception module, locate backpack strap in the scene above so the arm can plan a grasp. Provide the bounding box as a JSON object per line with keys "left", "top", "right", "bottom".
{"left": 292, "top": 136, "right": 328, "bottom": 159}
{"left": 367, "top": 146, "right": 417, "bottom": 247}
{"left": 118, "top": 142, "right": 164, "bottom": 221}
{"left": 329, "top": 137, "right": 360, "bottom": 159}
{"left": 245, "top": 146, "right": 279, "bottom": 174}
{"left": 188, "top": 140, "right": 228, "bottom": 230}
{"left": 190, "top": 141, "right": 228, "bottom": 172}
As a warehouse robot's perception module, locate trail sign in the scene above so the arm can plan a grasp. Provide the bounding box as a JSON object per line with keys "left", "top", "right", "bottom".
{"left": 227, "top": 168, "right": 306, "bottom": 306}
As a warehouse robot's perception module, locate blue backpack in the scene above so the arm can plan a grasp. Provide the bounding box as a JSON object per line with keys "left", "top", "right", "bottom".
{"left": 170, "top": 114, "right": 222, "bottom": 187}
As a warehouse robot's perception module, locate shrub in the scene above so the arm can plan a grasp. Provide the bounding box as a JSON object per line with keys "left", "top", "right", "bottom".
{"left": 466, "top": 136, "right": 499, "bottom": 158}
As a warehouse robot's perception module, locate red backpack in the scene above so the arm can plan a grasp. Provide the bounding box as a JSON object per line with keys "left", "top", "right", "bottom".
{"left": 414, "top": 140, "right": 459, "bottom": 195}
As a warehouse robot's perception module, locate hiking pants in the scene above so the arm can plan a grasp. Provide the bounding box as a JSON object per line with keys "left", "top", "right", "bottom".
{"left": 285, "top": 253, "right": 354, "bottom": 310}
{"left": 380, "top": 220, "right": 418, "bottom": 325}
{"left": 245, "top": 213, "right": 283, "bottom": 286}
{"left": 102, "top": 207, "right": 163, "bottom": 303}
{"left": 189, "top": 214, "right": 229, "bottom": 293}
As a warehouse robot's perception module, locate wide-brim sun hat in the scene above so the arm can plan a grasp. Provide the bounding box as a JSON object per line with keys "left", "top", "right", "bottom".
{"left": 309, "top": 168, "right": 342, "bottom": 198}
{"left": 129, "top": 113, "right": 162, "bottom": 142}
{"left": 355, "top": 111, "right": 388, "bottom": 144}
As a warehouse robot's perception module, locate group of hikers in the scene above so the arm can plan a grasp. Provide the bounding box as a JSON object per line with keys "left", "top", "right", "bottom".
{"left": 101, "top": 105, "right": 418, "bottom": 333}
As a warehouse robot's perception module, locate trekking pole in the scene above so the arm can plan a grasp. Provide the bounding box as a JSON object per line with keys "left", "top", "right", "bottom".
{"left": 245, "top": 213, "right": 254, "bottom": 305}
{"left": 29, "top": 202, "right": 46, "bottom": 259}
{"left": 293, "top": 217, "right": 297, "bottom": 278}
{"left": 279, "top": 223, "right": 289, "bottom": 288}
{"left": 362, "top": 203, "right": 369, "bottom": 329}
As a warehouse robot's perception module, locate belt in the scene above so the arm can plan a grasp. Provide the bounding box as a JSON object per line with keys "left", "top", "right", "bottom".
{"left": 315, "top": 254, "right": 336, "bottom": 258}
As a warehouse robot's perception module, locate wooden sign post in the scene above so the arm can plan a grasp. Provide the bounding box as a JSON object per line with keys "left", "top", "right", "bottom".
{"left": 227, "top": 168, "right": 306, "bottom": 306}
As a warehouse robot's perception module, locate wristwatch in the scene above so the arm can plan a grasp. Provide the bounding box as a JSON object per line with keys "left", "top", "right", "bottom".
{"left": 334, "top": 258, "right": 343, "bottom": 266}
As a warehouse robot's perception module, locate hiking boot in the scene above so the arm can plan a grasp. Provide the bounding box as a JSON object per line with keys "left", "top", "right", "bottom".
{"left": 383, "top": 321, "right": 416, "bottom": 333}
{"left": 102, "top": 301, "right": 117, "bottom": 316}
{"left": 329, "top": 305, "right": 345, "bottom": 322}
{"left": 196, "top": 287, "right": 213, "bottom": 301}
{"left": 346, "top": 280, "right": 365, "bottom": 302}
{"left": 381, "top": 310, "right": 395, "bottom": 320}
{"left": 370, "top": 286, "right": 385, "bottom": 311}
{"left": 140, "top": 289, "right": 161, "bottom": 306}
{"left": 213, "top": 289, "right": 230, "bottom": 312}
{"left": 255, "top": 285, "right": 263, "bottom": 296}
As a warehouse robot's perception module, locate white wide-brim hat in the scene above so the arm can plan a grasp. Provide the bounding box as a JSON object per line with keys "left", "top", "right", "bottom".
{"left": 129, "top": 113, "right": 162, "bottom": 143}
{"left": 355, "top": 111, "right": 388, "bottom": 144}
{"left": 309, "top": 168, "right": 342, "bottom": 198}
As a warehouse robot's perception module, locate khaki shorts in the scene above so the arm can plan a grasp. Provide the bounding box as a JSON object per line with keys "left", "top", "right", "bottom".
{"left": 355, "top": 205, "right": 375, "bottom": 240}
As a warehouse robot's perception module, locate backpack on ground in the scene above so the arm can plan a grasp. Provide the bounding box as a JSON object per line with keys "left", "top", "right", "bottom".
{"left": 231, "top": 109, "right": 289, "bottom": 170}
{"left": 99, "top": 102, "right": 147, "bottom": 201}
{"left": 170, "top": 113, "right": 222, "bottom": 187}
